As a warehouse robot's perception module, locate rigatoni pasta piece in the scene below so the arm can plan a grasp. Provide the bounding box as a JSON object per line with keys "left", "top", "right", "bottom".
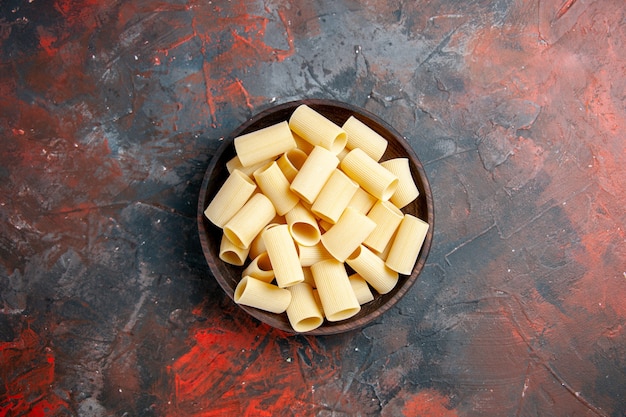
{"left": 341, "top": 148, "right": 398, "bottom": 201}
{"left": 286, "top": 283, "right": 324, "bottom": 332}
{"left": 348, "top": 273, "right": 375, "bottom": 304}
{"left": 311, "top": 169, "right": 359, "bottom": 224}
{"left": 342, "top": 116, "right": 388, "bottom": 161}
{"left": 234, "top": 276, "right": 291, "bottom": 314}
{"left": 234, "top": 121, "right": 296, "bottom": 167}
{"left": 311, "top": 259, "right": 360, "bottom": 322}
{"left": 253, "top": 161, "right": 299, "bottom": 216}
{"left": 204, "top": 169, "right": 256, "bottom": 228}
{"left": 285, "top": 202, "right": 321, "bottom": 246}
{"left": 226, "top": 155, "right": 272, "bottom": 177}
{"left": 320, "top": 207, "right": 376, "bottom": 262}
{"left": 346, "top": 245, "right": 398, "bottom": 294}
{"left": 385, "top": 214, "right": 429, "bottom": 274}
{"left": 363, "top": 200, "right": 404, "bottom": 253}
{"left": 380, "top": 158, "right": 419, "bottom": 209}
{"left": 219, "top": 233, "right": 250, "bottom": 266}
{"left": 276, "top": 148, "right": 308, "bottom": 182}
{"left": 248, "top": 221, "right": 282, "bottom": 260}
{"left": 262, "top": 224, "right": 304, "bottom": 288}
{"left": 289, "top": 104, "right": 347, "bottom": 154}
{"left": 290, "top": 146, "right": 339, "bottom": 205}
{"left": 297, "top": 242, "right": 333, "bottom": 267}
{"left": 302, "top": 266, "right": 316, "bottom": 287}
{"left": 242, "top": 252, "right": 274, "bottom": 283}
{"left": 223, "top": 193, "right": 276, "bottom": 249}
{"left": 346, "top": 187, "right": 378, "bottom": 215}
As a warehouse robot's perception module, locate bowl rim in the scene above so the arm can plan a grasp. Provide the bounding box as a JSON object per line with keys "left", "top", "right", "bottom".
{"left": 197, "top": 98, "right": 434, "bottom": 335}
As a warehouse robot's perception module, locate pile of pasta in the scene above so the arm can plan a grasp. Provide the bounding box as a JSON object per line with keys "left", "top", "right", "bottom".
{"left": 204, "top": 104, "right": 429, "bottom": 332}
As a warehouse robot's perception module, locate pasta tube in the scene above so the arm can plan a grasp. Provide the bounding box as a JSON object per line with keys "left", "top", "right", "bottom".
{"left": 311, "top": 169, "right": 359, "bottom": 224}
{"left": 204, "top": 169, "right": 256, "bottom": 228}
{"left": 226, "top": 155, "right": 273, "bottom": 177}
{"left": 262, "top": 224, "right": 304, "bottom": 288}
{"left": 276, "top": 148, "right": 308, "bottom": 182}
{"left": 219, "top": 233, "right": 250, "bottom": 266}
{"left": 348, "top": 273, "right": 375, "bottom": 304}
{"left": 320, "top": 207, "right": 376, "bottom": 262}
{"left": 290, "top": 146, "right": 339, "bottom": 205}
{"left": 342, "top": 115, "right": 388, "bottom": 161}
{"left": 346, "top": 245, "right": 398, "bottom": 294}
{"left": 223, "top": 193, "right": 276, "bottom": 249}
{"left": 385, "top": 214, "right": 429, "bottom": 274}
{"left": 286, "top": 283, "right": 324, "bottom": 332}
{"left": 297, "top": 242, "right": 333, "bottom": 267}
{"left": 380, "top": 158, "right": 420, "bottom": 209}
{"left": 363, "top": 200, "right": 404, "bottom": 253}
{"left": 285, "top": 202, "right": 321, "bottom": 246}
{"left": 242, "top": 252, "right": 274, "bottom": 283}
{"left": 253, "top": 161, "right": 299, "bottom": 216}
{"left": 234, "top": 276, "right": 291, "bottom": 314}
{"left": 289, "top": 104, "right": 347, "bottom": 154}
{"left": 340, "top": 148, "right": 398, "bottom": 201}
{"left": 346, "top": 187, "right": 378, "bottom": 215}
{"left": 311, "top": 259, "right": 360, "bottom": 322}
{"left": 234, "top": 121, "right": 296, "bottom": 167}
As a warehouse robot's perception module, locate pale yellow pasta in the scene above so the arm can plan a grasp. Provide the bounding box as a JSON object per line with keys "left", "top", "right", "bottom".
{"left": 346, "top": 187, "right": 378, "bottom": 215}
{"left": 310, "top": 259, "right": 360, "bottom": 322}
{"left": 292, "top": 131, "right": 315, "bottom": 154}
{"left": 223, "top": 193, "right": 276, "bottom": 249}
{"left": 340, "top": 148, "right": 399, "bottom": 201}
{"left": 348, "top": 273, "right": 375, "bottom": 304}
{"left": 317, "top": 218, "right": 333, "bottom": 233}
{"left": 311, "top": 169, "right": 359, "bottom": 224}
{"left": 204, "top": 169, "right": 256, "bottom": 228}
{"left": 253, "top": 161, "right": 299, "bottom": 216}
{"left": 234, "top": 121, "right": 296, "bottom": 167}
{"left": 242, "top": 252, "right": 274, "bottom": 283}
{"left": 248, "top": 221, "right": 282, "bottom": 260}
{"left": 380, "top": 158, "right": 419, "bottom": 209}
{"left": 302, "top": 267, "right": 316, "bottom": 287}
{"left": 234, "top": 276, "right": 291, "bottom": 314}
{"left": 285, "top": 202, "right": 321, "bottom": 246}
{"left": 262, "top": 224, "right": 304, "bottom": 288}
{"left": 289, "top": 104, "right": 347, "bottom": 154}
{"left": 342, "top": 116, "right": 388, "bottom": 161}
{"left": 312, "top": 288, "right": 324, "bottom": 316}
{"left": 226, "top": 155, "right": 273, "bottom": 177}
{"left": 363, "top": 200, "right": 404, "bottom": 253}
{"left": 290, "top": 146, "right": 339, "bottom": 205}
{"left": 297, "top": 242, "right": 333, "bottom": 267}
{"left": 385, "top": 214, "right": 429, "bottom": 274}
{"left": 320, "top": 207, "right": 376, "bottom": 262}
{"left": 219, "top": 233, "right": 250, "bottom": 266}
{"left": 286, "top": 283, "right": 324, "bottom": 332}
{"left": 276, "top": 148, "right": 308, "bottom": 182}
{"left": 346, "top": 245, "right": 398, "bottom": 294}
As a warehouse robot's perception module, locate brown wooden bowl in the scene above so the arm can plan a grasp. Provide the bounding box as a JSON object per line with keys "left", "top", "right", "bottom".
{"left": 197, "top": 99, "right": 434, "bottom": 335}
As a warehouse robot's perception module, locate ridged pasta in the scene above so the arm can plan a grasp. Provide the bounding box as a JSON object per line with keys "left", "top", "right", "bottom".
{"left": 234, "top": 121, "right": 296, "bottom": 167}
{"left": 204, "top": 169, "right": 256, "bottom": 228}
{"left": 289, "top": 104, "right": 347, "bottom": 154}
{"left": 380, "top": 158, "right": 420, "bottom": 209}
{"left": 253, "top": 161, "right": 299, "bottom": 216}
{"left": 311, "top": 169, "right": 359, "bottom": 224}
{"left": 234, "top": 276, "right": 291, "bottom": 314}
{"left": 342, "top": 115, "right": 388, "bottom": 161}
{"left": 341, "top": 148, "right": 398, "bottom": 201}
{"left": 290, "top": 146, "right": 339, "bottom": 204}
{"left": 310, "top": 259, "right": 360, "bottom": 322}
{"left": 286, "top": 283, "right": 324, "bottom": 332}
{"left": 346, "top": 245, "right": 398, "bottom": 294}
{"left": 320, "top": 207, "right": 376, "bottom": 262}
{"left": 363, "top": 200, "right": 404, "bottom": 253}
{"left": 223, "top": 193, "right": 276, "bottom": 249}
{"left": 385, "top": 214, "right": 429, "bottom": 274}
{"left": 262, "top": 224, "right": 304, "bottom": 288}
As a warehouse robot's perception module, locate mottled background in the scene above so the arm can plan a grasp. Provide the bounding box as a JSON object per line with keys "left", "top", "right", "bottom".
{"left": 1, "top": 0, "right": 625, "bottom": 416}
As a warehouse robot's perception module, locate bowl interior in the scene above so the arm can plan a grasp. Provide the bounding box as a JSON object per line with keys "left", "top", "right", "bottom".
{"left": 197, "top": 99, "right": 434, "bottom": 335}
